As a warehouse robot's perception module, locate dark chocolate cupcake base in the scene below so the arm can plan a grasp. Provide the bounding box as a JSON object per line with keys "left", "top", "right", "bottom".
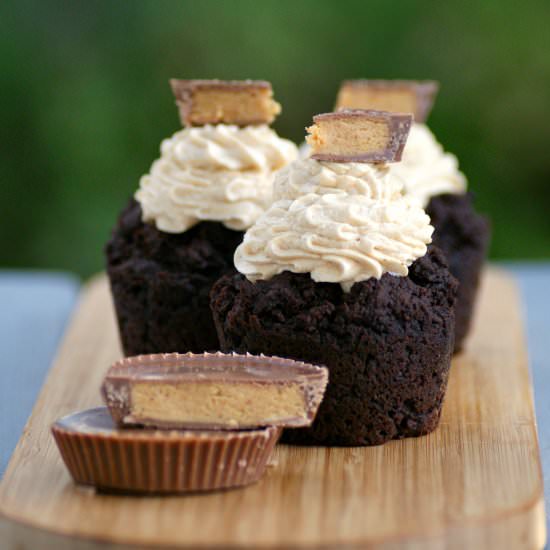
{"left": 210, "top": 247, "right": 457, "bottom": 446}
{"left": 105, "top": 200, "right": 243, "bottom": 355}
{"left": 427, "top": 193, "right": 490, "bottom": 352}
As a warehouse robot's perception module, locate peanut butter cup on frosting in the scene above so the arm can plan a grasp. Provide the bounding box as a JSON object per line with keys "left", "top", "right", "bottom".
{"left": 211, "top": 111, "right": 458, "bottom": 446}
{"left": 106, "top": 79, "right": 297, "bottom": 355}
{"left": 333, "top": 80, "right": 490, "bottom": 351}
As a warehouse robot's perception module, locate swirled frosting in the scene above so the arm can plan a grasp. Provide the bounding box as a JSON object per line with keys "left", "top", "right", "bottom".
{"left": 136, "top": 124, "right": 298, "bottom": 232}
{"left": 389, "top": 123, "right": 466, "bottom": 207}
{"left": 273, "top": 158, "right": 397, "bottom": 201}
{"left": 298, "top": 141, "right": 311, "bottom": 159}
{"left": 235, "top": 159, "right": 433, "bottom": 291}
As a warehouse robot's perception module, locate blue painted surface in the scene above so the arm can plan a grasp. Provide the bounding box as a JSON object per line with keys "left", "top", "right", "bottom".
{"left": 0, "top": 266, "right": 548, "bottom": 540}
{"left": 505, "top": 263, "right": 550, "bottom": 545}
{"left": 0, "top": 272, "right": 80, "bottom": 478}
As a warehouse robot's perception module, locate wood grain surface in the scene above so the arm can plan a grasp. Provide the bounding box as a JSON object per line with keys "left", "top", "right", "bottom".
{"left": 0, "top": 268, "right": 546, "bottom": 549}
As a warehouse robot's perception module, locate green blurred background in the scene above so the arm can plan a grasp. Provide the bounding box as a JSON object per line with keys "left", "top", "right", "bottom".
{"left": 2, "top": 0, "right": 549, "bottom": 278}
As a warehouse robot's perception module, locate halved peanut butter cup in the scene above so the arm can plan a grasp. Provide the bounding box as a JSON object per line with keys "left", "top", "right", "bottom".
{"left": 101, "top": 352, "right": 328, "bottom": 430}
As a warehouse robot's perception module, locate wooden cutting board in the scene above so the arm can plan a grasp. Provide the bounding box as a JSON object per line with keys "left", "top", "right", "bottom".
{"left": 0, "top": 268, "right": 546, "bottom": 549}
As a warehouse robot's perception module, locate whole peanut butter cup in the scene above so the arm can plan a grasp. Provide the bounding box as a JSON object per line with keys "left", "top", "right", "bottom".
{"left": 52, "top": 407, "right": 280, "bottom": 494}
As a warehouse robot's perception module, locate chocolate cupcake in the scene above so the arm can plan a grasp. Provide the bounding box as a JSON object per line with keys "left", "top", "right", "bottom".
{"left": 426, "top": 192, "right": 489, "bottom": 349}
{"left": 106, "top": 80, "right": 297, "bottom": 355}
{"left": 333, "top": 80, "right": 490, "bottom": 352}
{"left": 389, "top": 125, "right": 490, "bottom": 352}
{"left": 211, "top": 111, "right": 458, "bottom": 446}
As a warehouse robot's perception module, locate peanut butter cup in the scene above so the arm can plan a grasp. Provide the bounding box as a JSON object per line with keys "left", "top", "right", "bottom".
{"left": 170, "top": 79, "right": 281, "bottom": 127}
{"left": 52, "top": 408, "right": 280, "bottom": 494}
{"left": 102, "top": 352, "right": 328, "bottom": 430}
{"left": 306, "top": 110, "right": 412, "bottom": 163}
{"left": 335, "top": 80, "right": 439, "bottom": 123}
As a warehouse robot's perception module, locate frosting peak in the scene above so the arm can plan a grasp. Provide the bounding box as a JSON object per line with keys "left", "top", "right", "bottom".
{"left": 389, "top": 123, "right": 466, "bottom": 207}
{"left": 136, "top": 124, "right": 298, "bottom": 233}
{"left": 161, "top": 124, "right": 297, "bottom": 172}
{"left": 235, "top": 159, "right": 433, "bottom": 291}
{"left": 273, "top": 158, "right": 401, "bottom": 202}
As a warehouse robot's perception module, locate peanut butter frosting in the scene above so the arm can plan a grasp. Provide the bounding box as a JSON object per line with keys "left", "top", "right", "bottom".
{"left": 235, "top": 159, "right": 433, "bottom": 291}
{"left": 389, "top": 123, "right": 466, "bottom": 207}
{"left": 136, "top": 124, "right": 298, "bottom": 232}
{"left": 273, "top": 158, "right": 396, "bottom": 201}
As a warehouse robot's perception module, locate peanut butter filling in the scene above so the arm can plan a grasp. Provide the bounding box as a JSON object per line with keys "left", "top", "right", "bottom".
{"left": 306, "top": 116, "right": 390, "bottom": 157}
{"left": 336, "top": 87, "right": 417, "bottom": 117}
{"left": 130, "top": 382, "right": 306, "bottom": 427}
{"left": 184, "top": 88, "right": 281, "bottom": 126}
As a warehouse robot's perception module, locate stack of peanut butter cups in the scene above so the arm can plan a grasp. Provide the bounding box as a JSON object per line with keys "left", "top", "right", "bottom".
{"left": 52, "top": 353, "right": 327, "bottom": 494}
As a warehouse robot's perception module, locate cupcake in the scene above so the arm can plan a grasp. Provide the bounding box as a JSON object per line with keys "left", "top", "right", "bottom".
{"left": 211, "top": 110, "right": 458, "bottom": 446}
{"left": 106, "top": 80, "right": 297, "bottom": 355}
{"left": 334, "top": 80, "right": 490, "bottom": 351}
